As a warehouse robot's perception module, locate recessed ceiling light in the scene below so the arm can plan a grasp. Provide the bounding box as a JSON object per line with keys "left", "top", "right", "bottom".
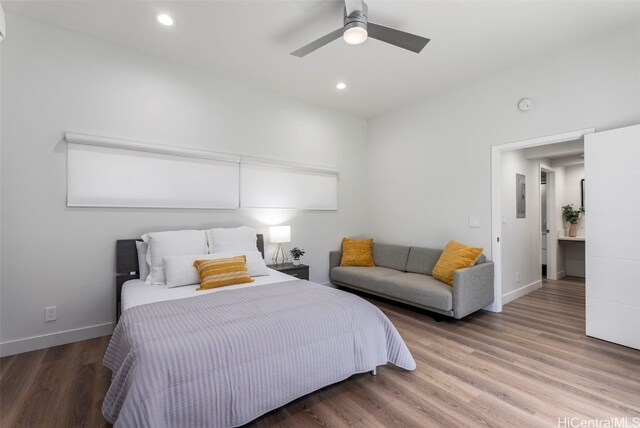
{"left": 336, "top": 82, "right": 347, "bottom": 90}
{"left": 156, "top": 13, "right": 175, "bottom": 26}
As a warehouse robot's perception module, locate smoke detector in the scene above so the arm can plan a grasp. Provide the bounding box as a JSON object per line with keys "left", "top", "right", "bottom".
{"left": 518, "top": 98, "right": 534, "bottom": 112}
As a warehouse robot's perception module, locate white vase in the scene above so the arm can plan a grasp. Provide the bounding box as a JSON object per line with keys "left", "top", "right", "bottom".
{"left": 293, "top": 259, "right": 300, "bottom": 266}
{"left": 569, "top": 224, "right": 578, "bottom": 237}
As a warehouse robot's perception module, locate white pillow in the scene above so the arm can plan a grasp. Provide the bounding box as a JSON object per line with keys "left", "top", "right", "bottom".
{"left": 135, "top": 241, "right": 150, "bottom": 281}
{"left": 164, "top": 250, "right": 269, "bottom": 288}
{"left": 208, "top": 226, "right": 259, "bottom": 253}
{"left": 142, "top": 230, "right": 208, "bottom": 285}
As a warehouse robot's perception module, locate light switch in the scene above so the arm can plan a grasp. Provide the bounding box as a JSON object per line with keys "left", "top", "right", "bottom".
{"left": 469, "top": 217, "right": 480, "bottom": 228}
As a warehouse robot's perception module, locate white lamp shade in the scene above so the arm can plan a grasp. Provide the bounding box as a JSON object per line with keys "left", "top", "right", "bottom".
{"left": 270, "top": 225, "right": 291, "bottom": 243}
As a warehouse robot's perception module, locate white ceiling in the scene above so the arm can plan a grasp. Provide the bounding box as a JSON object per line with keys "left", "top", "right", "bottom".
{"left": 5, "top": 1, "right": 640, "bottom": 118}
{"left": 524, "top": 139, "right": 585, "bottom": 167}
{"left": 525, "top": 139, "right": 584, "bottom": 160}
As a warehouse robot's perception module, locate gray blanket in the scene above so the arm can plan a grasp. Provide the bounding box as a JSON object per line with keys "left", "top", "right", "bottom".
{"left": 103, "top": 280, "right": 416, "bottom": 427}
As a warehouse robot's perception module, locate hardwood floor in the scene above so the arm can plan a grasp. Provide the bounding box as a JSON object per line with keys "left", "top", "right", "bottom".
{"left": 1, "top": 335, "right": 112, "bottom": 427}
{"left": 2, "top": 277, "right": 639, "bottom": 427}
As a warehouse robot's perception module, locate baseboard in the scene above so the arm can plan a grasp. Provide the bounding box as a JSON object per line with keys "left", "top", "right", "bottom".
{"left": 0, "top": 322, "right": 115, "bottom": 357}
{"left": 557, "top": 270, "right": 566, "bottom": 279}
{"left": 483, "top": 302, "right": 501, "bottom": 313}
{"left": 502, "top": 280, "right": 542, "bottom": 305}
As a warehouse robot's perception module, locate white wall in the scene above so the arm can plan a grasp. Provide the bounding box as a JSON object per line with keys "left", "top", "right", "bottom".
{"left": 500, "top": 151, "right": 542, "bottom": 301}
{"left": 563, "top": 164, "right": 586, "bottom": 232}
{"left": 367, "top": 23, "right": 640, "bottom": 267}
{"left": 0, "top": 15, "right": 368, "bottom": 354}
{"left": 553, "top": 166, "right": 567, "bottom": 277}
{"left": 561, "top": 163, "right": 586, "bottom": 277}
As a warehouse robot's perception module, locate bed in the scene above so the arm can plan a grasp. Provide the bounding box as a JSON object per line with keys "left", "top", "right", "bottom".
{"left": 103, "top": 234, "right": 416, "bottom": 427}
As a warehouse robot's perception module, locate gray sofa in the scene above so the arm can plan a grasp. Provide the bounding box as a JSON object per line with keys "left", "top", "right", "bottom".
{"left": 330, "top": 243, "right": 494, "bottom": 319}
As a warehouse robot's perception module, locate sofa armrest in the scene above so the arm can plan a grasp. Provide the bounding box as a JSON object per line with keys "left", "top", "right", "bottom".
{"left": 452, "top": 262, "right": 494, "bottom": 319}
{"left": 329, "top": 251, "right": 342, "bottom": 270}
{"left": 329, "top": 250, "right": 342, "bottom": 270}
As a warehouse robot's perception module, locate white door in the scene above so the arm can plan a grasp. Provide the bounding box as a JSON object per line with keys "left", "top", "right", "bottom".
{"left": 585, "top": 124, "right": 640, "bottom": 350}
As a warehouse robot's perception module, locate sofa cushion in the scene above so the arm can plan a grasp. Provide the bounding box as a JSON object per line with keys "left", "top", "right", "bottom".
{"left": 432, "top": 240, "right": 484, "bottom": 286}
{"left": 340, "top": 238, "right": 375, "bottom": 267}
{"left": 331, "top": 266, "right": 399, "bottom": 291}
{"left": 406, "top": 247, "right": 443, "bottom": 275}
{"left": 331, "top": 267, "right": 453, "bottom": 312}
{"left": 373, "top": 243, "right": 410, "bottom": 271}
{"left": 406, "top": 247, "right": 487, "bottom": 275}
{"left": 383, "top": 273, "right": 453, "bottom": 311}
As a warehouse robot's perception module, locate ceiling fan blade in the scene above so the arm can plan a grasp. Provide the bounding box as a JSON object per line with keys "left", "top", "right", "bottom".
{"left": 367, "top": 22, "right": 430, "bottom": 53}
{"left": 275, "top": 1, "right": 344, "bottom": 43}
{"left": 290, "top": 28, "right": 344, "bottom": 57}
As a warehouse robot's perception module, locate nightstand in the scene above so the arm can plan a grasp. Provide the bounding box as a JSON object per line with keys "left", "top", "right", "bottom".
{"left": 268, "top": 263, "right": 309, "bottom": 280}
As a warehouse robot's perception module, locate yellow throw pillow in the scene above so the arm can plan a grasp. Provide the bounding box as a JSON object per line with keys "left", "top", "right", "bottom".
{"left": 340, "top": 238, "right": 375, "bottom": 267}
{"left": 194, "top": 255, "right": 254, "bottom": 291}
{"left": 432, "top": 240, "right": 483, "bottom": 286}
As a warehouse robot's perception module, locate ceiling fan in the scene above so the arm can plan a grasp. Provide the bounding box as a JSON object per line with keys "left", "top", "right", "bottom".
{"left": 290, "top": 0, "right": 430, "bottom": 57}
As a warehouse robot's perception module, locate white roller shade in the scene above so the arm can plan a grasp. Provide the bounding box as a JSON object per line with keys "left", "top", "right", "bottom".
{"left": 240, "top": 163, "right": 338, "bottom": 210}
{"left": 67, "top": 142, "right": 239, "bottom": 209}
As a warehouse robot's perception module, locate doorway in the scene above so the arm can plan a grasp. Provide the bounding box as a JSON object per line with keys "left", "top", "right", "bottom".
{"left": 490, "top": 128, "right": 594, "bottom": 312}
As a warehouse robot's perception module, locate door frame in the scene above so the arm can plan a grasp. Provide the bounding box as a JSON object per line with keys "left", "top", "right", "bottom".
{"left": 539, "top": 164, "right": 558, "bottom": 280}
{"left": 489, "top": 128, "right": 594, "bottom": 312}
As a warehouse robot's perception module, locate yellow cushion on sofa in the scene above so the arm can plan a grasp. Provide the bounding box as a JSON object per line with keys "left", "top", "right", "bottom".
{"left": 340, "top": 238, "right": 375, "bottom": 267}
{"left": 432, "top": 240, "right": 483, "bottom": 286}
{"left": 194, "top": 255, "right": 254, "bottom": 290}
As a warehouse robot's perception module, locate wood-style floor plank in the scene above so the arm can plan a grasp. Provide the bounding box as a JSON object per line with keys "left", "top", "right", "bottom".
{"left": 1, "top": 278, "right": 638, "bottom": 427}
{"left": 0, "top": 349, "right": 46, "bottom": 427}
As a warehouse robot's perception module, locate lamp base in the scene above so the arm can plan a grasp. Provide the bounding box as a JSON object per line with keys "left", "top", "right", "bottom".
{"left": 272, "top": 243, "right": 288, "bottom": 265}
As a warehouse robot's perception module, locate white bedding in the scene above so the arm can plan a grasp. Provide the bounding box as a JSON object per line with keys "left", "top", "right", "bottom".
{"left": 121, "top": 268, "right": 294, "bottom": 312}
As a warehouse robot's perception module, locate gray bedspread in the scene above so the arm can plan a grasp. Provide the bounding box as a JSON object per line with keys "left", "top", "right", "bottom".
{"left": 103, "top": 280, "right": 416, "bottom": 427}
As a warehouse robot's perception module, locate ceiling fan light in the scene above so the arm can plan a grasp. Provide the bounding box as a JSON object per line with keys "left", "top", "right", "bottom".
{"left": 343, "top": 25, "right": 367, "bottom": 45}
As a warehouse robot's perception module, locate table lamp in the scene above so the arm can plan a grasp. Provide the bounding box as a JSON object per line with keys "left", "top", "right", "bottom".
{"left": 270, "top": 225, "right": 291, "bottom": 265}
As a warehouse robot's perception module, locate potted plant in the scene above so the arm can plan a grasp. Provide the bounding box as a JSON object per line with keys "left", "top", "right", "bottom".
{"left": 289, "top": 247, "right": 305, "bottom": 265}
{"left": 561, "top": 204, "right": 584, "bottom": 237}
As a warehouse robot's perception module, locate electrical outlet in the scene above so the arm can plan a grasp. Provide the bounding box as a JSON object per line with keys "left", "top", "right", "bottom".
{"left": 45, "top": 306, "right": 57, "bottom": 322}
{"left": 516, "top": 272, "right": 520, "bottom": 284}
